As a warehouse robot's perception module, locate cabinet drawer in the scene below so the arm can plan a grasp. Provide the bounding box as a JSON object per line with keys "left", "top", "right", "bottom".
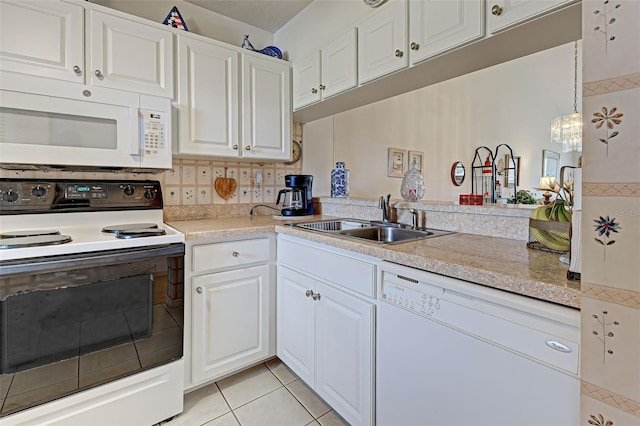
{"left": 193, "top": 238, "right": 271, "bottom": 272}
{"left": 278, "top": 238, "right": 376, "bottom": 298}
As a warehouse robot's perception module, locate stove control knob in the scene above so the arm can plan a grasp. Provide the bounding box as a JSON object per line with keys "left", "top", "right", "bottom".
{"left": 2, "top": 190, "right": 19, "bottom": 203}
{"left": 32, "top": 186, "right": 47, "bottom": 198}
{"left": 143, "top": 189, "right": 155, "bottom": 200}
{"left": 123, "top": 185, "right": 135, "bottom": 196}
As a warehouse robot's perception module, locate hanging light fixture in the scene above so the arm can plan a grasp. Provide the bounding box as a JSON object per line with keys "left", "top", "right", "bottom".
{"left": 550, "top": 41, "right": 582, "bottom": 153}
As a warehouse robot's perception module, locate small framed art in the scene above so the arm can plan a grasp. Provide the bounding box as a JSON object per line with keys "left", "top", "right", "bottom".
{"left": 387, "top": 148, "right": 406, "bottom": 178}
{"left": 408, "top": 150, "right": 424, "bottom": 172}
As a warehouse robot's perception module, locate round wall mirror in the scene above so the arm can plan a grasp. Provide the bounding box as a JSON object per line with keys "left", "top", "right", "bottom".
{"left": 451, "top": 162, "right": 465, "bottom": 186}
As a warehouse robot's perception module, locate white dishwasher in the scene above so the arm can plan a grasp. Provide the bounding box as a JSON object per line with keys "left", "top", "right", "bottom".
{"left": 377, "top": 261, "right": 580, "bottom": 426}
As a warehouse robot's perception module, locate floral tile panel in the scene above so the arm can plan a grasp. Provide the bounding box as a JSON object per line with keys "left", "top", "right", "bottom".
{"left": 581, "top": 394, "right": 640, "bottom": 425}
{"left": 581, "top": 297, "right": 640, "bottom": 402}
{"left": 582, "top": 87, "right": 640, "bottom": 183}
{"left": 581, "top": 196, "right": 640, "bottom": 292}
{"left": 582, "top": 0, "right": 640, "bottom": 84}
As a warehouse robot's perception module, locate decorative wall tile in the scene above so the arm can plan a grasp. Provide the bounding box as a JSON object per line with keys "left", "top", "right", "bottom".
{"left": 583, "top": 283, "right": 640, "bottom": 309}
{"left": 164, "top": 187, "right": 181, "bottom": 206}
{"left": 582, "top": 393, "right": 640, "bottom": 425}
{"left": 238, "top": 167, "right": 251, "bottom": 185}
{"left": 581, "top": 297, "right": 640, "bottom": 401}
{"left": 583, "top": 182, "right": 640, "bottom": 197}
{"left": 197, "top": 187, "right": 211, "bottom": 205}
{"left": 584, "top": 73, "right": 640, "bottom": 97}
{"left": 583, "top": 0, "right": 640, "bottom": 84}
{"left": 582, "top": 88, "right": 640, "bottom": 183}
{"left": 164, "top": 163, "right": 180, "bottom": 185}
{"left": 263, "top": 187, "right": 276, "bottom": 203}
{"left": 182, "top": 187, "right": 196, "bottom": 205}
{"left": 238, "top": 186, "right": 252, "bottom": 204}
{"left": 583, "top": 381, "right": 640, "bottom": 417}
{"left": 181, "top": 163, "right": 196, "bottom": 185}
{"left": 196, "top": 165, "right": 212, "bottom": 185}
{"left": 581, "top": 196, "right": 640, "bottom": 291}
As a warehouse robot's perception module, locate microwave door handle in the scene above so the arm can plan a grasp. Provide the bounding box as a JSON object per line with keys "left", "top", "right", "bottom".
{"left": 132, "top": 109, "right": 142, "bottom": 156}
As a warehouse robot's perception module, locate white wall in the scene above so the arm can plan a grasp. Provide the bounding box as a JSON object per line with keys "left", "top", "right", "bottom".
{"left": 302, "top": 41, "right": 582, "bottom": 201}
{"left": 90, "top": 0, "right": 274, "bottom": 47}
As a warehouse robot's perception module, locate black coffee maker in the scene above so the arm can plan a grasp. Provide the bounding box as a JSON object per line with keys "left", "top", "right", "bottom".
{"left": 277, "top": 175, "right": 313, "bottom": 216}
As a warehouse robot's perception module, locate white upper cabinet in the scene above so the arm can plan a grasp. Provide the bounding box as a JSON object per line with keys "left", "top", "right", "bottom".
{"left": 293, "top": 29, "right": 357, "bottom": 110}
{"left": 358, "top": 0, "right": 408, "bottom": 84}
{"left": 175, "top": 34, "right": 239, "bottom": 157}
{"left": 292, "top": 52, "right": 322, "bottom": 110}
{"left": 88, "top": 11, "right": 173, "bottom": 98}
{"left": 321, "top": 29, "right": 358, "bottom": 99}
{"left": 487, "top": 0, "right": 577, "bottom": 34}
{"left": 0, "top": 0, "right": 84, "bottom": 82}
{"left": 409, "top": 0, "right": 484, "bottom": 64}
{"left": 242, "top": 54, "right": 291, "bottom": 161}
{"left": 0, "top": 1, "right": 173, "bottom": 98}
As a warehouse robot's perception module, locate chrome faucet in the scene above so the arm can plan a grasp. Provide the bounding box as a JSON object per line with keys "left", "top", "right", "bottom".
{"left": 409, "top": 208, "right": 419, "bottom": 229}
{"left": 379, "top": 194, "right": 391, "bottom": 223}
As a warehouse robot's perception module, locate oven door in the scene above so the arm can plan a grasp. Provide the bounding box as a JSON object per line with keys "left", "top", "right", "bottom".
{"left": 0, "top": 243, "right": 184, "bottom": 418}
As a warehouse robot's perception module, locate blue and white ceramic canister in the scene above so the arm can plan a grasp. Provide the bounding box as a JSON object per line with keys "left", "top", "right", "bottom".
{"left": 331, "top": 162, "right": 350, "bottom": 198}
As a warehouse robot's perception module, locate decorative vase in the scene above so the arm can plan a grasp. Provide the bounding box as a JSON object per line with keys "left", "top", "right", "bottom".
{"left": 331, "top": 162, "right": 350, "bottom": 197}
{"left": 400, "top": 162, "right": 425, "bottom": 201}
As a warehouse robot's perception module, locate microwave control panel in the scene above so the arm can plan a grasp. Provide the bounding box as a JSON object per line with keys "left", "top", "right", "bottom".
{"left": 141, "top": 110, "right": 166, "bottom": 156}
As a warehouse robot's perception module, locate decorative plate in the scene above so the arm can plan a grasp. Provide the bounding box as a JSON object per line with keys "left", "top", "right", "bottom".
{"left": 363, "top": 0, "right": 388, "bottom": 7}
{"left": 285, "top": 140, "right": 302, "bottom": 165}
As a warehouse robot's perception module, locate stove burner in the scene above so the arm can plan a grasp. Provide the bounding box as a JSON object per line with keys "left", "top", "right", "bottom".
{"left": 102, "top": 223, "right": 159, "bottom": 234}
{"left": 0, "top": 229, "right": 61, "bottom": 238}
{"left": 0, "top": 234, "right": 72, "bottom": 249}
{"left": 115, "top": 228, "right": 167, "bottom": 239}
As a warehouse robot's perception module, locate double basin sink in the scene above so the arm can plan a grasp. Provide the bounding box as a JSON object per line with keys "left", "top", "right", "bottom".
{"left": 289, "top": 219, "right": 453, "bottom": 245}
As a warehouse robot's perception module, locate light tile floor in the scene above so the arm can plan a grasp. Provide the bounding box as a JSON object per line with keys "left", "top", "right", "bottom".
{"left": 164, "top": 359, "right": 349, "bottom": 426}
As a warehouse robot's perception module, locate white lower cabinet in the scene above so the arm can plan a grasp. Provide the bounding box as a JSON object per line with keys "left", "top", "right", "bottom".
{"left": 277, "top": 237, "right": 376, "bottom": 426}
{"left": 185, "top": 235, "right": 276, "bottom": 390}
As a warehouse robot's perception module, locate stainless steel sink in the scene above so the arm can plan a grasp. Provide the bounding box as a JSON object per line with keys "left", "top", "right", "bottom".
{"left": 293, "top": 219, "right": 373, "bottom": 232}
{"left": 289, "top": 219, "right": 453, "bottom": 244}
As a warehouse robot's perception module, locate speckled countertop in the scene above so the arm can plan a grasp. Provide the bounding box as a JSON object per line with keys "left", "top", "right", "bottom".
{"left": 168, "top": 216, "right": 581, "bottom": 309}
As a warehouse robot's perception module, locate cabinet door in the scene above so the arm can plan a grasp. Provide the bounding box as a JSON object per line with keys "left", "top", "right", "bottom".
{"left": 357, "top": 0, "right": 408, "bottom": 84}
{"left": 409, "top": 0, "right": 484, "bottom": 64}
{"left": 88, "top": 10, "right": 173, "bottom": 98}
{"left": 292, "top": 52, "right": 321, "bottom": 110}
{"left": 487, "top": 0, "right": 575, "bottom": 33}
{"left": 276, "top": 266, "right": 315, "bottom": 385}
{"left": 241, "top": 54, "right": 291, "bottom": 160}
{"left": 315, "top": 282, "right": 374, "bottom": 426}
{"left": 191, "top": 265, "right": 274, "bottom": 384}
{"left": 0, "top": 0, "right": 83, "bottom": 82}
{"left": 321, "top": 28, "right": 358, "bottom": 99}
{"left": 176, "top": 35, "right": 239, "bottom": 157}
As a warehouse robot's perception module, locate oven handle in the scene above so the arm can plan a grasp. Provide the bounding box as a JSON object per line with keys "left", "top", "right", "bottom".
{"left": 0, "top": 243, "right": 184, "bottom": 276}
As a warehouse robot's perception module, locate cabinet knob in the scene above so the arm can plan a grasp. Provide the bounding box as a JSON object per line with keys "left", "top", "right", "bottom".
{"left": 410, "top": 42, "right": 420, "bottom": 51}
{"left": 319, "top": 84, "right": 326, "bottom": 90}
{"left": 196, "top": 287, "right": 203, "bottom": 294}
{"left": 232, "top": 251, "right": 239, "bottom": 257}
{"left": 94, "top": 69, "right": 104, "bottom": 79}
{"left": 312, "top": 293, "right": 321, "bottom": 301}
{"left": 245, "top": 146, "right": 251, "bottom": 151}
{"left": 82, "top": 90, "right": 92, "bottom": 97}
{"left": 305, "top": 289, "right": 313, "bottom": 297}
{"left": 73, "top": 65, "right": 82, "bottom": 75}
{"left": 394, "top": 49, "right": 404, "bottom": 58}
{"left": 491, "top": 5, "right": 503, "bottom": 16}
{"left": 233, "top": 144, "right": 239, "bottom": 150}
{"left": 311, "top": 88, "right": 318, "bottom": 94}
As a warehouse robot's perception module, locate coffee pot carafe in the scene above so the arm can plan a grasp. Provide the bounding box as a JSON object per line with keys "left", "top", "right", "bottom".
{"left": 277, "top": 175, "right": 313, "bottom": 216}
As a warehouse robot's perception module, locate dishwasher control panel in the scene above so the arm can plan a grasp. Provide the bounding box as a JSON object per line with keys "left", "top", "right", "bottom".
{"left": 381, "top": 280, "right": 443, "bottom": 318}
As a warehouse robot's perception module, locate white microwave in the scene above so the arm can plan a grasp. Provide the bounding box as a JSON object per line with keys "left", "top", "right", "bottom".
{"left": 0, "top": 73, "right": 172, "bottom": 171}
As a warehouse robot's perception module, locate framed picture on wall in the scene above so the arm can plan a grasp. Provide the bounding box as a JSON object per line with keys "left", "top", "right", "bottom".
{"left": 387, "top": 148, "right": 406, "bottom": 178}
{"left": 542, "top": 150, "right": 560, "bottom": 178}
{"left": 408, "top": 150, "right": 424, "bottom": 172}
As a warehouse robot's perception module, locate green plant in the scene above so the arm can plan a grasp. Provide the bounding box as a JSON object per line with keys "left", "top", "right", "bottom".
{"left": 507, "top": 189, "right": 538, "bottom": 204}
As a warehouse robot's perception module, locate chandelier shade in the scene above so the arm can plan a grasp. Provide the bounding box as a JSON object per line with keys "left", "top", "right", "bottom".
{"left": 551, "top": 41, "right": 582, "bottom": 153}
